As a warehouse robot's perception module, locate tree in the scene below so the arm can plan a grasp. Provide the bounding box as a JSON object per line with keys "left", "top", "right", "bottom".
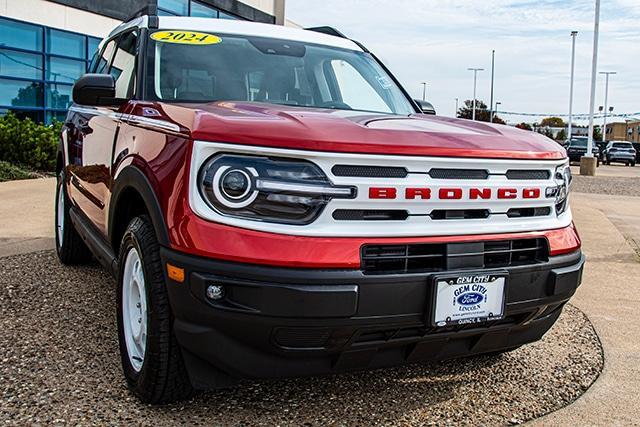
{"left": 457, "top": 99, "right": 506, "bottom": 124}
{"left": 515, "top": 122, "right": 533, "bottom": 131}
{"left": 593, "top": 125, "right": 602, "bottom": 141}
{"left": 538, "top": 127, "right": 554, "bottom": 139}
{"left": 540, "top": 117, "right": 566, "bottom": 128}
{"left": 556, "top": 129, "right": 567, "bottom": 141}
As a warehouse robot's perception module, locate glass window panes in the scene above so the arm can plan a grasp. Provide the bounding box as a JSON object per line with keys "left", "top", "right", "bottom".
{"left": 46, "top": 56, "right": 85, "bottom": 84}
{"left": 46, "top": 28, "right": 86, "bottom": 58}
{"left": 0, "top": 49, "right": 43, "bottom": 80}
{"left": 190, "top": 1, "right": 218, "bottom": 17}
{"left": 157, "top": 9, "right": 177, "bottom": 16}
{"left": 218, "top": 11, "right": 238, "bottom": 20}
{"left": 46, "top": 83, "right": 73, "bottom": 109}
{"left": 0, "top": 78, "right": 43, "bottom": 108}
{"left": 158, "top": 0, "right": 188, "bottom": 15}
{"left": 88, "top": 37, "right": 102, "bottom": 57}
{"left": 0, "top": 17, "right": 43, "bottom": 51}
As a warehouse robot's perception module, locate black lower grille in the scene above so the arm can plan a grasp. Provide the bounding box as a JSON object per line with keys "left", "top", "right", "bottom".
{"left": 333, "top": 209, "right": 409, "bottom": 221}
{"left": 362, "top": 238, "right": 548, "bottom": 274}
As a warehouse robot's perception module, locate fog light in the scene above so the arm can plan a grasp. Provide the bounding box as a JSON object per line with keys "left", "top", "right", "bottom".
{"left": 206, "top": 284, "right": 225, "bottom": 301}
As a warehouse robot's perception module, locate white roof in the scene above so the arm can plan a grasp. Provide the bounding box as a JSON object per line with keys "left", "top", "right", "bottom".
{"left": 154, "top": 17, "right": 362, "bottom": 51}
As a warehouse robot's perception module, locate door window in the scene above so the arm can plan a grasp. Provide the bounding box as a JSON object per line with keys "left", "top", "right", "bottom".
{"left": 110, "top": 31, "right": 138, "bottom": 99}
{"left": 93, "top": 39, "right": 116, "bottom": 74}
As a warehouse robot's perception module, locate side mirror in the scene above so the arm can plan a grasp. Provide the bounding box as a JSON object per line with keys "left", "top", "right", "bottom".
{"left": 414, "top": 99, "right": 436, "bottom": 115}
{"left": 72, "top": 74, "right": 118, "bottom": 106}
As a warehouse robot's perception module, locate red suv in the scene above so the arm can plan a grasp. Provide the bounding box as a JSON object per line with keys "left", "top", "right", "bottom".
{"left": 55, "top": 13, "right": 584, "bottom": 404}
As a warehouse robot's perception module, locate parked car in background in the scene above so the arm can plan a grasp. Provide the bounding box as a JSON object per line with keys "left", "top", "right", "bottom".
{"left": 603, "top": 141, "right": 636, "bottom": 166}
{"left": 566, "top": 137, "right": 600, "bottom": 166}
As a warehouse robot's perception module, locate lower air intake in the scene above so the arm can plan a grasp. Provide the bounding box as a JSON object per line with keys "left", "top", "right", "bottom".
{"left": 362, "top": 238, "right": 548, "bottom": 274}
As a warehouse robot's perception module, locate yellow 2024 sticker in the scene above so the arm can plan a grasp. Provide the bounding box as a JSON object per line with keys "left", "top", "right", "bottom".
{"left": 150, "top": 31, "right": 222, "bottom": 45}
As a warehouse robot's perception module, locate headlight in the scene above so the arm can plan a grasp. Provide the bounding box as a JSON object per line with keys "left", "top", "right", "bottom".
{"left": 198, "top": 154, "right": 356, "bottom": 225}
{"left": 546, "top": 163, "right": 571, "bottom": 215}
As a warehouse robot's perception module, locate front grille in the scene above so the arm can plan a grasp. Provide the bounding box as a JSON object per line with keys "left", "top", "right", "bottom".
{"left": 333, "top": 209, "right": 409, "bottom": 221}
{"left": 506, "top": 207, "right": 551, "bottom": 218}
{"left": 506, "top": 169, "right": 551, "bottom": 180}
{"left": 332, "top": 165, "right": 408, "bottom": 178}
{"left": 428, "top": 168, "right": 489, "bottom": 179}
{"left": 362, "top": 238, "right": 548, "bottom": 274}
{"left": 430, "top": 209, "right": 490, "bottom": 220}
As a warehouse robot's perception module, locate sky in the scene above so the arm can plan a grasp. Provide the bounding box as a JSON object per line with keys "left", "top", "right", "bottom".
{"left": 285, "top": 0, "right": 640, "bottom": 125}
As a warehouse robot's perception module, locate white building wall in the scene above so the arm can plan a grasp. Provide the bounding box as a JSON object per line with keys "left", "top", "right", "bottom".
{"left": 1, "top": 0, "right": 120, "bottom": 37}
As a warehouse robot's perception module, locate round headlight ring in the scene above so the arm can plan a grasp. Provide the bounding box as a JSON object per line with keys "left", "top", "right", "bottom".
{"left": 209, "top": 165, "right": 259, "bottom": 209}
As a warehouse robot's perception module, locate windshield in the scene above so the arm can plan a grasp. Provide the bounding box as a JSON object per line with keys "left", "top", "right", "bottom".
{"left": 612, "top": 142, "right": 632, "bottom": 148}
{"left": 145, "top": 31, "right": 415, "bottom": 115}
{"left": 570, "top": 139, "right": 588, "bottom": 147}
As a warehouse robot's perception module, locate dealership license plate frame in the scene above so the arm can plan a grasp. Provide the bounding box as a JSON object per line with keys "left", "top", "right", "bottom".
{"left": 430, "top": 271, "right": 508, "bottom": 328}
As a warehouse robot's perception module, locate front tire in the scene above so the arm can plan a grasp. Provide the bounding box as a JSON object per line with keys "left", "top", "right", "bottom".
{"left": 116, "top": 215, "right": 193, "bottom": 404}
{"left": 55, "top": 170, "right": 92, "bottom": 264}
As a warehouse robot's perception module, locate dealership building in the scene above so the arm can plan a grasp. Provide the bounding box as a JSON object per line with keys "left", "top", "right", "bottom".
{"left": 0, "top": 0, "right": 286, "bottom": 123}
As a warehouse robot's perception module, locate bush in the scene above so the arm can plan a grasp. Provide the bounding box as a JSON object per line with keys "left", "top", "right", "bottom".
{"left": 0, "top": 112, "right": 61, "bottom": 172}
{"left": 0, "top": 161, "right": 33, "bottom": 182}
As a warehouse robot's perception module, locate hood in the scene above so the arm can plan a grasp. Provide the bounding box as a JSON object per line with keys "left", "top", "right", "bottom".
{"left": 131, "top": 101, "right": 566, "bottom": 160}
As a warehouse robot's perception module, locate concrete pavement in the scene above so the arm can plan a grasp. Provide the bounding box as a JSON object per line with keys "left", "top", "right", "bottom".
{"left": 570, "top": 163, "right": 639, "bottom": 178}
{"left": 531, "top": 193, "right": 640, "bottom": 425}
{"left": 0, "top": 178, "right": 55, "bottom": 257}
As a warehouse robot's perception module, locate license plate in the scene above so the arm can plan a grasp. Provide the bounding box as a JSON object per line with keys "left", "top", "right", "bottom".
{"left": 432, "top": 272, "right": 506, "bottom": 327}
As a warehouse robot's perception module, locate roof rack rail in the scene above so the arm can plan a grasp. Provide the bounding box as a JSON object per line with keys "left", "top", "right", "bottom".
{"left": 305, "top": 26, "right": 347, "bottom": 39}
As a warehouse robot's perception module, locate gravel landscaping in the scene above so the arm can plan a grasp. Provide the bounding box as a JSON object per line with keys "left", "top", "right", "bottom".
{"left": 572, "top": 174, "right": 639, "bottom": 197}
{"left": 1, "top": 251, "right": 603, "bottom": 426}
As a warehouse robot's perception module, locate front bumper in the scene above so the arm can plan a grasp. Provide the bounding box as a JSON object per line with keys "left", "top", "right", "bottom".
{"left": 161, "top": 247, "right": 584, "bottom": 388}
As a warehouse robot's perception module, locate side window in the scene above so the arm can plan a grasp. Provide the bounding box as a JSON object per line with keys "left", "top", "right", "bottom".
{"left": 93, "top": 39, "right": 116, "bottom": 74}
{"left": 110, "top": 31, "right": 138, "bottom": 99}
{"left": 327, "top": 59, "right": 391, "bottom": 113}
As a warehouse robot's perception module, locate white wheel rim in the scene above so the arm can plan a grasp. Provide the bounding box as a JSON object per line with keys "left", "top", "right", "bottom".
{"left": 122, "top": 247, "right": 147, "bottom": 372}
{"left": 56, "top": 180, "right": 64, "bottom": 245}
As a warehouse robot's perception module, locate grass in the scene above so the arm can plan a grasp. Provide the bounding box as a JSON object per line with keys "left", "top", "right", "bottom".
{"left": 0, "top": 161, "right": 37, "bottom": 182}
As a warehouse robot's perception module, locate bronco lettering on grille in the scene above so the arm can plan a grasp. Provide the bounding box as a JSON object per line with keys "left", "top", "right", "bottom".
{"left": 368, "top": 187, "right": 543, "bottom": 200}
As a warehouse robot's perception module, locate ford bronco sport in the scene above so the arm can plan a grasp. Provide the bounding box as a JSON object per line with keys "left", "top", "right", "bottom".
{"left": 56, "top": 12, "right": 584, "bottom": 404}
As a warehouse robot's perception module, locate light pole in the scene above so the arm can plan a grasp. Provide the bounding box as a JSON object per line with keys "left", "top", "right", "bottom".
{"left": 599, "top": 71, "right": 616, "bottom": 143}
{"left": 494, "top": 102, "right": 501, "bottom": 122}
{"left": 455, "top": 98, "right": 459, "bottom": 117}
{"left": 421, "top": 82, "right": 427, "bottom": 101}
{"left": 583, "top": 0, "right": 600, "bottom": 176}
{"left": 568, "top": 31, "right": 578, "bottom": 140}
{"left": 468, "top": 68, "right": 484, "bottom": 121}
{"left": 490, "top": 50, "right": 496, "bottom": 123}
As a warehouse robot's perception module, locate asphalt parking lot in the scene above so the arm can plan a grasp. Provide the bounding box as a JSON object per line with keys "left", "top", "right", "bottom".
{"left": 0, "top": 164, "right": 639, "bottom": 425}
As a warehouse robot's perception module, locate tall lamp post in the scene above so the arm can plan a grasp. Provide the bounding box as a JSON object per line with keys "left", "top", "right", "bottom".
{"left": 421, "top": 82, "right": 427, "bottom": 101}
{"left": 489, "top": 50, "right": 496, "bottom": 123}
{"left": 599, "top": 71, "right": 616, "bottom": 143}
{"left": 455, "top": 97, "right": 459, "bottom": 117}
{"left": 568, "top": 31, "right": 578, "bottom": 140}
{"left": 583, "top": 0, "right": 600, "bottom": 176}
{"left": 494, "top": 102, "right": 501, "bottom": 122}
{"left": 467, "top": 68, "right": 484, "bottom": 121}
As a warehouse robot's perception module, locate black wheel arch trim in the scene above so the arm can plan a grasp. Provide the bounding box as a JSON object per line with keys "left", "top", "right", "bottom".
{"left": 109, "top": 166, "right": 170, "bottom": 247}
